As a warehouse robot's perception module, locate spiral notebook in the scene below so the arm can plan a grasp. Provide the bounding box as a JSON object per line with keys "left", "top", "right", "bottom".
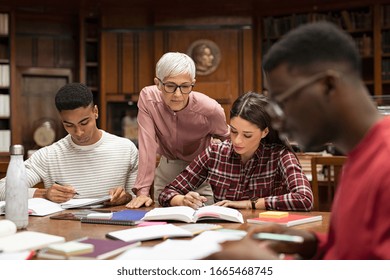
{"left": 80, "top": 209, "right": 148, "bottom": 226}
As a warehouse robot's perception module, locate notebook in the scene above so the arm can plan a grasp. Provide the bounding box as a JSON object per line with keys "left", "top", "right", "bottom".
{"left": 80, "top": 209, "right": 148, "bottom": 226}
{"left": 37, "top": 238, "right": 140, "bottom": 260}
{"left": 142, "top": 206, "right": 244, "bottom": 223}
{"left": 247, "top": 213, "right": 323, "bottom": 227}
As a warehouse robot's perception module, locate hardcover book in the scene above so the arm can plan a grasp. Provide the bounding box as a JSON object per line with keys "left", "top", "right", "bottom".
{"left": 142, "top": 206, "right": 244, "bottom": 224}
{"left": 247, "top": 213, "right": 322, "bottom": 227}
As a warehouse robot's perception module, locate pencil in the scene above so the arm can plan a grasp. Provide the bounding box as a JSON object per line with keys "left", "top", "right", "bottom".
{"left": 55, "top": 181, "right": 80, "bottom": 195}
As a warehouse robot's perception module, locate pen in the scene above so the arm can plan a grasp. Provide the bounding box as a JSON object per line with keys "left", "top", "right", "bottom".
{"left": 55, "top": 181, "right": 80, "bottom": 195}
{"left": 252, "top": 232, "right": 304, "bottom": 243}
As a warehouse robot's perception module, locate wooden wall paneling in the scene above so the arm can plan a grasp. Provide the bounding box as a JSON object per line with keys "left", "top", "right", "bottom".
{"left": 100, "top": 31, "right": 118, "bottom": 130}
{"left": 122, "top": 32, "right": 135, "bottom": 94}
{"left": 373, "top": 4, "right": 382, "bottom": 96}
{"left": 102, "top": 32, "right": 119, "bottom": 94}
{"left": 121, "top": 31, "right": 155, "bottom": 94}
{"left": 37, "top": 37, "right": 54, "bottom": 67}
{"left": 14, "top": 67, "right": 72, "bottom": 152}
{"left": 79, "top": 13, "right": 86, "bottom": 84}
{"left": 161, "top": 28, "right": 252, "bottom": 120}
{"left": 153, "top": 30, "right": 165, "bottom": 67}
{"left": 12, "top": 67, "right": 72, "bottom": 152}
{"left": 57, "top": 38, "right": 75, "bottom": 68}
{"left": 254, "top": 16, "right": 263, "bottom": 93}
{"left": 241, "top": 28, "right": 255, "bottom": 94}
{"left": 15, "top": 37, "right": 32, "bottom": 66}
{"left": 137, "top": 31, "right": 155, "bottom": 91}
{"left": 101, "top": 30, "right": 155, "bottom": 132}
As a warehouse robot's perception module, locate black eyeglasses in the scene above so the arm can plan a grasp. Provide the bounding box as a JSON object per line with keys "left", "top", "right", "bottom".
{"left": 265, "top": 70, "right": 341, "bottom": 130}
{"left": 157, "top": 78, "right": 194, "bottom": 94}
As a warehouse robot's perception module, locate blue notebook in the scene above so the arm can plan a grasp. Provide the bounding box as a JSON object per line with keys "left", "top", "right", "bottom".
{"left": 80, "top": 209, "right": 148, "bottom": 226}
{"left": 112, "top": 210, "right": 147, "bottom": 221}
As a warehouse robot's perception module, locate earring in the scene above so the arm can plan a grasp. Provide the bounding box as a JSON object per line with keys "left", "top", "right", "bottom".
{"left": 95, "top": 115, "right": 98, "bottom": 119}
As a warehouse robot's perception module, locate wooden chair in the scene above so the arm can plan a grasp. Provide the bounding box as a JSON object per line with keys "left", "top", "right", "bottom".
{"left": 0, "top": 161, "right": 45, "bottom": 189}
{"left": 0, "top": 161, "right": 8, "bottom": 179}
{"left": 310, "top": 156, "right": 347, "bottom": 211}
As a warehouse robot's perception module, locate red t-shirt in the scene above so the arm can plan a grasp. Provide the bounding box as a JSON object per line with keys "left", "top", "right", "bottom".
{"left": 316, "top": 117, "right": 390, "bottom": 259}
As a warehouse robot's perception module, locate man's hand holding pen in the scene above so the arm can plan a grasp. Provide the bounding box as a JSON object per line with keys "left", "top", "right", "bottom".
{"left": 42, "top": 181, "right": 79, "bottom": 203}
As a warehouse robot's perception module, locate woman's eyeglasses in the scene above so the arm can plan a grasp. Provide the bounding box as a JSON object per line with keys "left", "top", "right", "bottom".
{"left": 157, "top": 78, "right": 194, "bottom": 94}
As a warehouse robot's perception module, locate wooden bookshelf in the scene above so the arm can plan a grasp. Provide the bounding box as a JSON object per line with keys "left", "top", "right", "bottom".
{"left": 0, "top": 11, "right": 11, "bottom": 156}
{"left": 79, "top": 13, "right": 100, "bottom": 113}
{"left": 261, "top": 6, "right": 375, "bottom": 94}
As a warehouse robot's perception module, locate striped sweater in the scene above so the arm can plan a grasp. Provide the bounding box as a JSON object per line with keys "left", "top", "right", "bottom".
{"left": 0, "top": 130, "right": 138, "bottom": 200}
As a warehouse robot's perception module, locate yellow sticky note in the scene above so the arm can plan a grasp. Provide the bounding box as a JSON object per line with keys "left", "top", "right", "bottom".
{"left": 259, "top": 211, "right": 289, "bottom": 219}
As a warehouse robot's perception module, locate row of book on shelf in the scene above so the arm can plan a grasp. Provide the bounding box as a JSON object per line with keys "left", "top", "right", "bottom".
{"left": 0, "top": 13, "right": 8, "bottom": 36}
{"left": 263, "top": 9, "right": 372, "bottom": 39}
{"left": 382, "top": 59, "right": 390, "bottom": 80}
{"left": 0, "top": 130, "right": 10, "bottom": 152}
{"left": 0, "top": 94, "right": 10, "bottom": 117}
{"left": 0, "top": 65, "right": 10, "bottom": 87}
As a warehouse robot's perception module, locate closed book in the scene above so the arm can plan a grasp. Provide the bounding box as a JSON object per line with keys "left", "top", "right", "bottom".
{"left": 247, "top": 214, "right": 322, "bottom": 227}
{"left": 80, "top": 209, "right": 148, "bottom": 226}
{"left": 142, "top": 206, "right": 244, "bottom": 223}
{"left": 38, "top": 238, "right": 140, "bottom": 260}
{"left": 47, "top": 241, "right": 94, "bottom": 256}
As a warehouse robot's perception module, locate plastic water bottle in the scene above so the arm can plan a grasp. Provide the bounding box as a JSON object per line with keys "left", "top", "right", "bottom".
{"left": 5, "top": 144, "right": 28, "bottom": 229}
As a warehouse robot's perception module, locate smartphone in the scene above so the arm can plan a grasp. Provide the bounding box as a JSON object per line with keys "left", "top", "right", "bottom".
{"left": 252, "top": 232, "right": 304, "bottom": 243}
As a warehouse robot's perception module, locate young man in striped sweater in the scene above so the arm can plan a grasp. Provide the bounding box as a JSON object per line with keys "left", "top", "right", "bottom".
{"left": 0, "top": 83, "right": 138, "bottom": 206}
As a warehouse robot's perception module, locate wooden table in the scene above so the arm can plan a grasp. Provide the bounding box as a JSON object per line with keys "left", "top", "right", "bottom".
{"left": 14, "top": 207, "right": 330, "bottom": 247}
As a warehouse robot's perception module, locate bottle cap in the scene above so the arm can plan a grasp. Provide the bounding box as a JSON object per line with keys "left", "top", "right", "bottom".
{"left": 9, "top": 144, "right": 24, "bottom": 155}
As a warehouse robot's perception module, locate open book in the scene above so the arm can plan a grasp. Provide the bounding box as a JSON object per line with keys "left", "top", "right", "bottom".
{"left": 142, "top": 205, "right": 244, "bottom": 223}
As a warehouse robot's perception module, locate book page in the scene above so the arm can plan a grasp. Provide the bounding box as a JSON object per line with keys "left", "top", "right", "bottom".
{"left": 28, "top": 198, "right": 64, "bottom": 216}
{"left": 0, "top": 198, "right": 63, "bottom": 216}
{"left": 142, "top": 206, "right": 196, "bottom": 223}
{"left": 194, "top": 206, "right": 244, "bottom": 223}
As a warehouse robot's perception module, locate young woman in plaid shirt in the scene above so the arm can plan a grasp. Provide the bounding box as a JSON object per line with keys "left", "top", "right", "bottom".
{"left": 159, "top": 92, "right": 313, "bottom": 211}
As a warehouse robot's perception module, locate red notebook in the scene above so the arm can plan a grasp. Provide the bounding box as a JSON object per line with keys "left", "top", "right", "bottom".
{"left": 247, "top": 214, "right": 322, "bottom": 227}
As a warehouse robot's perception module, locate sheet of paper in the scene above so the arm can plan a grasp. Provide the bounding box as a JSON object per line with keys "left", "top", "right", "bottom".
{"left": 60, "top": 195, "right": 111, "bottom": 209}
{"left": 107, "top": 224, "right": 193, "bottom": 242}
{"left": 1, "top": 198, "right": 63, "bottom": 216}
{"left": 115, "top": 239, "right": 221, "bottom": 260}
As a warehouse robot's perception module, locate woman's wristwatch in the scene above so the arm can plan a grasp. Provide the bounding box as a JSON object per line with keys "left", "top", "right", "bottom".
{"left": 251, "top": 198, "right": 259, "bottom": 209}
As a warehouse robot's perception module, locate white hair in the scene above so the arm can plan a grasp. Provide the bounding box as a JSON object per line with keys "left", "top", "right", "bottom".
{"left": 156, "top": 52, "right": 196, "bottom": 80}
